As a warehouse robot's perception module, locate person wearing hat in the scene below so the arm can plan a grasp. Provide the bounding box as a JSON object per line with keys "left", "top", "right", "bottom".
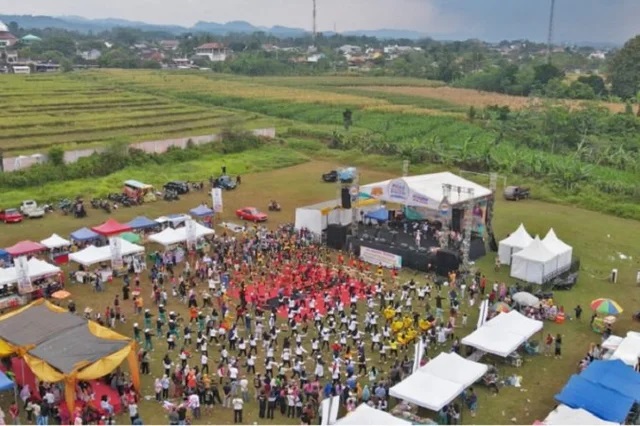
{"left": 144, "top": 309, "right": 153, "bottom": 329}
{"left": 158, "top": 304, "right": 167, "bottom": 323}
{"left": 133, "top": 323, "right": 141, "bottom": 343}
{"left": 144, "top": 329, "right": 154, "bottom": 351}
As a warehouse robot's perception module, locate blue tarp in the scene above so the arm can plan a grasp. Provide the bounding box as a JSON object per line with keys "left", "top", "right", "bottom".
{"left": 555, "top": 375, "right": 634, "bottom": 423}
{"left": 127, "top": 216, "right": 159, "bottom": 230}
{"left": 70, "top": 227, "right": 100, "bottom": 241}
{"left": 0, "top": 249, "right": 9, "bottom": 263}
{"left": 365, "top": 208, "right": 388, "bottom": 222}
{"left": 190, "top": 205, "right": 214, "bottom": 217}
{"left": 580, "top": 359, "right": 640, "bottom": 402}
{"left": 0, "top": 370, "right": 15, "bottom": 392}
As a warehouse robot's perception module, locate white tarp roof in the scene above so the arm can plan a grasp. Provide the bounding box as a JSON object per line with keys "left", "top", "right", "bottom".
{"left": 335, "top": 404, "right": 411, "bottom": 425}
{"left": 513, "top": 236, "right": 557, "bottom": 263}
{"left": 69, "top": 239, "right": 145, "bottom": 267}
{"left": 389, "top": 372, "right": 464, "bottom": 411}
{"left": 610, "top": 331, "right": 640, "bottom": 367}
{"left": 416, "top": 352, "right": 488, "bottom": 388}
{"left": 461, "top": 311, "right": 542, "bottom": 358}
{"left": 543, "top": 229, "right": 572, "bottom": 255}
{"left": 543, "top": 404, "right": 618, "bottom": 425}
{"left": 498, "top": 224, "right": 533, "bottom": 264}
{"left": 148, "top": 223, "right": 214, "bottom": 247}
{"left": 359, "top": 172, "right": 491, "bottom": 209}
{"left": 510, "top": 236, "right": 560, "bottom": 284}
{"left": 40, "top": 233, "right": 72, "bottom": 249}
{"left": 0, "top": 258, "right": 61, "bottom": 287}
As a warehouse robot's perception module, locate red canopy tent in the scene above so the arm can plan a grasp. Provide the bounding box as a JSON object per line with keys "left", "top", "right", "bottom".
{"left": 5, "top": 241, "right": 46, "bottom": 257}
{"left": 91, "top": 219, "right": 132, "bottom": 237}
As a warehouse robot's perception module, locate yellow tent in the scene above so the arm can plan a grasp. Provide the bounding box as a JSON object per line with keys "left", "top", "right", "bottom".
{"left": 0, "top": 299, "right": 140, "bottom": 414}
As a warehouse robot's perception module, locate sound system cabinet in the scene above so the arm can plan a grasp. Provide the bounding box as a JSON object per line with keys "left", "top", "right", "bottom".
{"left": 436, "top": 249, "right": 461, "bottom": 276}
{"left": 341, "top": 187, "right": 351, "bottom": 209}
{"left": 327, "top": 225, "right": 348, "bottom": 250}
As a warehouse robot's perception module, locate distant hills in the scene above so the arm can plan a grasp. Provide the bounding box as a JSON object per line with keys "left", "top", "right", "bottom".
{"left": 0, "top": 14, "right": 427, "bottom": 40}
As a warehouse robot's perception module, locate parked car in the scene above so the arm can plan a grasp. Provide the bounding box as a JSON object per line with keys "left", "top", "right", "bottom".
{"left": 19, "top": 200, "right": 45, "bottom": 219}
{"left": 236, "top": 207, "right": 268, "bottom": 222}
{"left": 0, "top": 209, "right": 23, "bottom": 223}
{"left": 214, "top": 175, "right": 237, "bottom": 190}
{"left": 322, "top": 167, "right": 356, "bottom": 183}
{"left": 163, "top": 181, "right": 190, "bottom": 195}
{"left": 503, "top": 186, "right": 530, "bottom": 201}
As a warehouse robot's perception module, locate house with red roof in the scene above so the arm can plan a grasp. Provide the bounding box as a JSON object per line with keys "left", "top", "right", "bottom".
{"left": 0, "top": 21, "right": 17, "bottom": 48}
{"left": 195, "top": 42, "right": 228, "bottom": 62}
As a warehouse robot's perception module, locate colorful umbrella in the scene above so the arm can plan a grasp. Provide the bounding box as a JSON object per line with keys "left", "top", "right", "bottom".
{"left": 590, "top": 298, "right": 623, "bottom": 315}
{"left": 491, "top": 302, "right": 511, "bottom": 313}
{"left": 51, "top": 290, "right": 71, "bottom": 300}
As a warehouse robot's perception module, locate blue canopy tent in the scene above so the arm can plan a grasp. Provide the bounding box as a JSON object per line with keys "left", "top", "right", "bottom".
{"left": 127, "top": 216, "right": 159, "bottom": 230}
{"left": 580, "top": 359, "right": 640, "bottom": 402}
{"left": 0, "top": 370, "right": 17, "bottom": 403}
{"left": 190, "top": 205, "right": 214, "bottom": 217}
{"left": 364, "top": 208, "right": 388, "bottom": 223}
{"left": 0, "top": 249, "right": 9, "bottom": 264}
{"left": 555, "top": 375, "right": 635, "bottom": 423}
{"left": 70, "top": 227, "right": 100, "bottom": 242}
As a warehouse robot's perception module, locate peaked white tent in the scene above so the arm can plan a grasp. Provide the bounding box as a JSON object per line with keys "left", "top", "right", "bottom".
{"left": 461, "top": 311, "right": 543, "bottom": 357}
{"left": 148, "top": 227, "right": 184, "bottom": 247}
{"left": 543, "top": 404, "right": 617, "bottom": 425}
{"left": 335, "top": 404, "right": 410, "bottom": 425}
{"left": 0, "top": 258, "right": 61, "bottom": 287}
{"left": 484, "top": 310, "right": 543, "bottom": 336}
{"left": 543, "top": 229, "right": 573, "bottom": 272}
{"left": 69, "top": 239, "right": 145, "bottom": 267}
{"left": 510, "top": 236, "right": 559, "bottom": 284}
{"left": 498, "top": 224, "right": 533, "bottom": 265}
{"left": 40, "top": 234, "right": 72, "bottom": 249}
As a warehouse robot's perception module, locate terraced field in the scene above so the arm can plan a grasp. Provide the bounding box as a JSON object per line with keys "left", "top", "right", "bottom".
{"left": 0, "top": 74, "right": 266, "bottom": 153}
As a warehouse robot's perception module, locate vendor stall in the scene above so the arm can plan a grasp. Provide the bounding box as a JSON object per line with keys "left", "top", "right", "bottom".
{"left": 190, "top": 204, "right": 215, "bottom": 227}
{"left": 126, "top": 216, "right": 159, "bottom": 231}
{"left": 4, "top": 241, "right": 46, "bottom": 258}
{"left": 0, "top": 250, "right": 9, "bottom": 266}
{"left": 40, "top": 234, "right": 72, "bottom": 264}
{"left": 69, "top": 239, "right": 146, "bottom": 282}
{"left": 69, "top": 227, "right": 101, "bottom": 245}
{"left": 91, "top": 219, "right": 132, "bottom": 237}
{"left": 156, "top": 214, "right": 190, "bottom": 229}
{"left": 0, "top": 258, "right": 63, "bottom": 309}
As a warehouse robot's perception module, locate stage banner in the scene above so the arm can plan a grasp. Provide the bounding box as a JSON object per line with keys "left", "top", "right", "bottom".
{"left": 109, "top": 236, "right": 124, "bottom": 270}
{"left": 185, "top": 219, "right": 197, "bottom": 249}
{"left": 211, "top": 188, "right": 223, "bottom": 213}
{"left": 14, "top": 256, "right": 34, "bottom": 294}
{"left": 360, "top": 246, "right": 402, "bottom": 269}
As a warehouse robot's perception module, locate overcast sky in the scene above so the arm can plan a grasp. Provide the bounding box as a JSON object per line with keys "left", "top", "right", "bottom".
{"left": 6, "top": 0, "right": 640, "bottom": 43}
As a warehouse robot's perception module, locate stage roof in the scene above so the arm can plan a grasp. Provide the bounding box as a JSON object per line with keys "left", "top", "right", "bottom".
{"left": 360, "top": 172, "right": 492, "bottom": 209}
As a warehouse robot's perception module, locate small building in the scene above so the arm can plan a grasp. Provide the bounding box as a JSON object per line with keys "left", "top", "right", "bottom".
{"left": 337, "top": 45, "right": 362, "bottom": 55}
{"left": 159, "top": 40, "right": 179, "bottom": 51}
{"left": 21, "top": 34, "right": 42, "bottom": 44}
{"left": 195, "top": 42, "right": 228, "bottom": 62}
{"left": 80, "top": 49, "right": 102, "bottom": 61}
{"left": 307, "top": 53, "right": 325, "bottom": 63}
{"left": 12, "top": 65, "right": 30, "bottom": 74}
{"left": 0, "top": 21, "right": 17, "bottom": 48}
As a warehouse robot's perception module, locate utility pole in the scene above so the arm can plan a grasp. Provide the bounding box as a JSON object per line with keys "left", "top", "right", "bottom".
{"left": 546, "top": 0, "right": 556, "bottom": 64}
{"left": 312, "top": 0, "right": 317, "bottom": 44}
{"left": 402, "top": 160, "right": 409, "bottom": 177}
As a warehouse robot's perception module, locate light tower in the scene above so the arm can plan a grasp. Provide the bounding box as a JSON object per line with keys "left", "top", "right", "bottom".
{"left": 546, "top": 0, "right": 556, "bottom": 64}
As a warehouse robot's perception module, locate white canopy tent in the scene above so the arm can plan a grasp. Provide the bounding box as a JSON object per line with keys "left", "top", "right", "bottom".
{"left": 415, "top": 352, "right": 488, "bottom": 388}
{"left": 335, "top": 404, "right": 410, "bottom": 425}
{"left": 294, "top": 199, "right": 379, "bottom": 237}
{"left": 359, "top": 172, "right": 492, "bottom": 210}
{"left": 510, "top": 236, "right": 559, "bottom": 284}
{"left": 0, "top": 258, "right": 61, "bottom": 287}
{"left": 498, "top": 224, "right": 533, "bottom": 265}
{"left": 543, "top": 229, "right": 573, "bottom": 272}
{"left": 69, "top": 239, "right": 145, "bottom": 267}
{"left": 40, "top": 234, "right": 72, "bottom": 249}
{"left": 148, "top": 223, "right": 214, "bottom": 247}
{"left": 389, "top": 373, "right": 464, "bottom": 411}
{"left": 461, "top": 311, "right": 543, "bottom": 358}
{"left": 610, "top": 331, "right": 640, "bottom": 367}
{"left": 543, "top": 404, "right": 617, "bottom": 425}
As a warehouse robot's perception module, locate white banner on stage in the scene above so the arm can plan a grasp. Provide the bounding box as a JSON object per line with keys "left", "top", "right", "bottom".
{"left": 109, "top": 236, "right": 124, "bottom": 269}
{"left": 185, "top": 219, "right": 197, "bottom": 249}
{"left": 14, "top": 256, "right": 33, "bottom": 294}
{"left": 320, "top": 395, "right": 340, "bottom": 425}
{"left": 360, "top": 246, "right": 402, "bottom": 269}
{"left": 211, "top": 188, "right": 223, "bottom": 213}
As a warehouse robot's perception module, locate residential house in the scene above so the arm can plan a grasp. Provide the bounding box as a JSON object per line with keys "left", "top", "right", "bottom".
{"left": 588, "top": 51, "right": 606, "bottom": 60}
{"left": 142, "top": 51, "right": 165, "bottom": 62}
{"left": 0, "top": 21, "right": 17, "bottom": 48}
{"left": 4, "top": 51, "right": 18, "bottom": 63}
{"left": 159, "top": 40, "right": 179, "bottom": 51}
{"left": 307, "top": 53, "right": 325, "bottom": 63}
{"left": 195, "top": 43, "right": 228, "bottom": 62}
{"left": 337, "top": 45, "right": 362, "bottom": 55}
{"left": 133, "top": 43, "right": 148, "bottom": 50}
{"left": 80, "top": 49, "right": 102, "bottom": 61}
{"left": 262, "top": 44, "right": 280, "bottom": 52}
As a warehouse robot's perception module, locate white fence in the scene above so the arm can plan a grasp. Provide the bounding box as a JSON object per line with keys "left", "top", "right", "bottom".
{"left": 2, "top": 127, "right": 277, "bottom": 172}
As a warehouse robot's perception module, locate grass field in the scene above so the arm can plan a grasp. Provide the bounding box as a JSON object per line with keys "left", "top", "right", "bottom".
{"left": 0, "top": 158, "right": 638, "bottom": 425}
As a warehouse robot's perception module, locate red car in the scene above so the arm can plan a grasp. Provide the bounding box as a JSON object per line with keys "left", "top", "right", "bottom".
{"left": 0, "top": 209, "right": 23, "bottom": 223}
{"left": 236, "top": 207, "right": 268, "bottom": 222}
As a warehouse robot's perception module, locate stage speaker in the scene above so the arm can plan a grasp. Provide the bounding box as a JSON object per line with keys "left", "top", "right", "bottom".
{"left": 452, "top": 208, "right": 463, "bottom": 232}
{"left": 436, "top": 249, "right": 460, "bottom": 277}
{"left": 327, "top": 225, "right": 348, "bottom": 250}
{"left": 341, "top": 188, "right": 351, "bottom": 209}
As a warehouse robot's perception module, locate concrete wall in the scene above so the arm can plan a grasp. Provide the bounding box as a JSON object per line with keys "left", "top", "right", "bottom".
{"left": 1, "top": 128, "right": 276, "bottom": 172}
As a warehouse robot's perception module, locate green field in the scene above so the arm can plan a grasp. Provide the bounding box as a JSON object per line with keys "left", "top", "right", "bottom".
{"left": 0, "top": 159, "right": 638, "bottom": 425}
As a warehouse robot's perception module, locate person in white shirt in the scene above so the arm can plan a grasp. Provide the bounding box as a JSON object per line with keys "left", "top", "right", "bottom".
{"left": 239, "top": 376, "right": 249, "bottom": 401}
{"left": 201, "top": 353, "right": 209, "bottom": 374}
{"left": 128, "top": 402, "right": 139, "bottom": 424}
{"left": 188, "top": 393, "right": 201, "bottom": 419}
{"left": 232, "top": 397, "right": 244, "bottom": 423}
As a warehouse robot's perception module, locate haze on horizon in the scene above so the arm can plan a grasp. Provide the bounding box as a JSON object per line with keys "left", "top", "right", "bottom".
{"left": 5, "top": 0, "right": 640, "bottom": 43}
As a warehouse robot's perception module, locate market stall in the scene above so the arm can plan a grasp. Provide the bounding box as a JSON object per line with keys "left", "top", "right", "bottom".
{"left": 0, "top": 258, "right": 63, "bottom": 309}
{"left": 126, "top": 216, "right": 160, "bottom": 231}
{"left": 190, "top": 205, "right": 215, "bottom": 227}
{"left": 40, "top": 234, "right": 72, "bottom": 264}
{"left": 91, "top": 219, "right": 132, "bottom": 237}
{"left": 335, "top": 404, "right": 410, "bottom": 425}
{"left": 498, "top": 224, "right": 533, "bottom": 265}
{"left": 69, "top": 239, "right": 145, "bottom": 282}
{"left": 0, "top": 250, "right": 9, "bottom": 266}
{"left": 69, "top": 227, "right": 101, "bottom": 246}
{"left": 156, "top": 214, "right": 190, "bottom": 229}
{"left": 4, "top": 241, "right": 46, "bottom": 258}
